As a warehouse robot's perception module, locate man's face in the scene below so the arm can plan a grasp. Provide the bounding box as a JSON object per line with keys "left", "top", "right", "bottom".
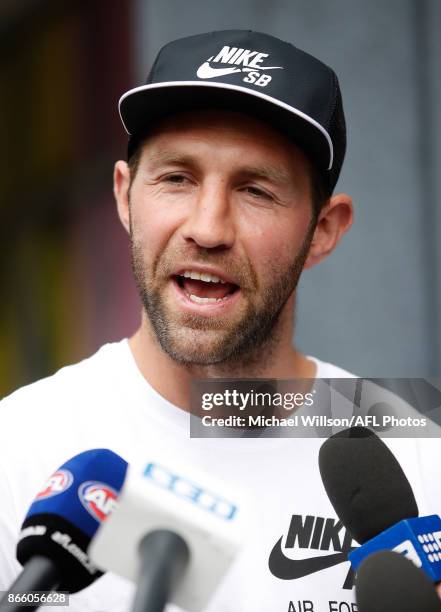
{"left": 127, "top": 110, "right": 317, "bottom": 366}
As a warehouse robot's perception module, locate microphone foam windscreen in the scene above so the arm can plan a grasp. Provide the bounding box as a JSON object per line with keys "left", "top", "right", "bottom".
{"left": 356, "top": 550, "right": 441, "bottom": 612}
{"left": 318, "top": 427, "right": 418, "bottom": 543}
{"left": 17, "top": 449, "right": 128, "bottom": 592}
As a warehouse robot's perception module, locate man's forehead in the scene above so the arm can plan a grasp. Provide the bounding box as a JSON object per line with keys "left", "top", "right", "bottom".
{"left": 142, "top": 107, "right": 293, "bottom": 142}
{"left": 144, "top": 145, "right": 295, "bottom": 186}
{"left": 138, "top": 109, "right": 310, "bottom": 180}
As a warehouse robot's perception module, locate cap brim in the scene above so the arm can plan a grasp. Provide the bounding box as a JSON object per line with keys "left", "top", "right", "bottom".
{"left": 119, "top": 81, "right": 333, "bottom": 170}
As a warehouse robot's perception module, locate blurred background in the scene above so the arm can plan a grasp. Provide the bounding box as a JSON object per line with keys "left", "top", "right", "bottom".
{"left": 1, "top": 0, "right": 440, "bottom": 398}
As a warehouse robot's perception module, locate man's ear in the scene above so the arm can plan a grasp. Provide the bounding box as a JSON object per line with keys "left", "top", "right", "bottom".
{"left": 304, "top": 193, "right": 354, "bottom": 269}
{"left": 114, "top": 160, "right": 131, "bottom": 235}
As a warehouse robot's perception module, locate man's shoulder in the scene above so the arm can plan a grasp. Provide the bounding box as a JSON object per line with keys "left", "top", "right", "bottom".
{"left": 308, "top": 355, "right": 356, "bottom": 378}
{"left": 0, "top": 339, "right": 129, "bottom": 414}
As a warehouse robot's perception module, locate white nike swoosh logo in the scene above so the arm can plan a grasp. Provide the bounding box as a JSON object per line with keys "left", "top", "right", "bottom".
{"left": 196, "top": 62, "right": 243, "bottom": 79}
{"left": 197, "top": 62, "right": 284, "bottom": 80}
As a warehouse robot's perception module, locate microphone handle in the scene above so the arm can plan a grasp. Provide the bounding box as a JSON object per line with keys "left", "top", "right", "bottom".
{"left": 0, "top": 556, "right": 60, "bottom": 612}
{"left": 132, "top": 530, "right": 190, "bottom": 612}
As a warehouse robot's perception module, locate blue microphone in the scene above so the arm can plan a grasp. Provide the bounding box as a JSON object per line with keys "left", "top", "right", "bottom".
{"left": 319, "top": 427, "right": 441, "bottom": 583}
{"left": 349, "top": 515, "right": 441, "bottom": 581}
{"left": 0, "top": 449, "right": 127, "bottom": 611}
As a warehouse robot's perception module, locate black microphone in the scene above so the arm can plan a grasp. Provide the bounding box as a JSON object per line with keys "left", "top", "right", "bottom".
{"left": 0, "top": 449, "right": 127, "bottom": 612}
{"left": 318, "top": 426, "right": 418, "bottom": 544}
{"left": 131, "top": 530, "right": 189, "bottom": 612}
{"left": 356, "top": 550, "right": 441, "bottom": 611}
{"left": 319, "top": 427, "right": 441, "bottom": 582}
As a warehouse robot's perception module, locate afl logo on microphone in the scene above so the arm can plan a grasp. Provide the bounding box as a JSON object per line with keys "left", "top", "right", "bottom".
{"left": 36, "top": 469, "right": 73, "bottom": 500}
{"left": 78, "top": 481, "right": 118, "bottom": 522}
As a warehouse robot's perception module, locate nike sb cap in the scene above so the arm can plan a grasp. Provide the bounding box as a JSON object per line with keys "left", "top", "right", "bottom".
{"left": 119, "top": 30, "right": 346, "bottom": 193}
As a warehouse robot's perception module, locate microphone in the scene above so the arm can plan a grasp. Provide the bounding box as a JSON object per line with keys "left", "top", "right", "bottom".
{"left": 0, "top": 449, "right": 128, "bottom": 611}
{"left": 90, "top": 460, "right": 247, "bottom": 612}
{"left": 355, "top": 550, "right": 441, "bottom": 611}
{"left": 318, "top": 427, "right": 441, "bottom": 582}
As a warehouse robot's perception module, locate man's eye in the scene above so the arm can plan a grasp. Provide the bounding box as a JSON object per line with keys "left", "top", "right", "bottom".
{"left": 164, "top": 174, "right": 189, "bottom": 184}
{"left": 244, "top": 186, "right": 272, "bottom": 200}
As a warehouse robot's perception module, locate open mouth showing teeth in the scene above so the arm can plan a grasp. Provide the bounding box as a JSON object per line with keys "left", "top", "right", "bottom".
{"left": 173, "top": 271, "right": 239, "bottom": 304}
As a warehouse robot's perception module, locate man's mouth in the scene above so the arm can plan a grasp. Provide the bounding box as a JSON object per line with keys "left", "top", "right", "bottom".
{"left": 172, "top": 270, "right": 240, "bottom": 304}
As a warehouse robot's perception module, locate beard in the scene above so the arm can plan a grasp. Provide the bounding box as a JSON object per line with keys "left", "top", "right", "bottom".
{"left": 130, "top": 222, "right": 315, "bottom": 371}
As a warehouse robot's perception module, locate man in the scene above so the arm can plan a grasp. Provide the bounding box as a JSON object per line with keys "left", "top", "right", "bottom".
{"left": 0, "top": 30, "right": 438, "bottom": 612}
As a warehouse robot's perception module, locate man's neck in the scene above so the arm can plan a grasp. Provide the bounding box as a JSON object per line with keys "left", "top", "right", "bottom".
{"left": 128, "top": 312, "right": 317, "bottom": 412}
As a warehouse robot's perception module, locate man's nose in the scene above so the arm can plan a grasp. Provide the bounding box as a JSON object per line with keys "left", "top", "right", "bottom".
{"left": 181, "top": 182, "right": 235, "bottom": 250}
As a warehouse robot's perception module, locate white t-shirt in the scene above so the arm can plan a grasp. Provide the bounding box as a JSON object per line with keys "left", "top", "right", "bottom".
{"left": 0, "top": 340, "right": 439, "bottom": 612}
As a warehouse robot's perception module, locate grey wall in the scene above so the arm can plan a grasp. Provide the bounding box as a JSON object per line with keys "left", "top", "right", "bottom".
{"left": 132, "top": 0, "right": 441, "bottom": 376}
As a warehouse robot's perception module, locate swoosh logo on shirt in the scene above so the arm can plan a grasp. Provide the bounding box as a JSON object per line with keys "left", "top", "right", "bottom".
{"left": 268, "top": 536, "right": 350, "bottom": 580}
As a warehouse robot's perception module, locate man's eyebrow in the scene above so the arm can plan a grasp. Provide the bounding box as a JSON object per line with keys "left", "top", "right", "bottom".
{"left": 239, "top": 165, "right": 292, "bottom": 186}
{"left": 142, "top": 151, "right": 293, "bottom": 185}
{"left": 142, "top": 149, "right": 197, "bottom": 168}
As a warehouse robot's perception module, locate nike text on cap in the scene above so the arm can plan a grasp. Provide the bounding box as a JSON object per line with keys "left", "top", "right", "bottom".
{"left": 119, "top": 30, "right": 346, "bottom": 194}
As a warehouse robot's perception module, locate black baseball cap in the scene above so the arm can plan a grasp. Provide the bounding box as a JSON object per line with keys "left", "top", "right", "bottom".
{"left": 119, "top": 30, "right": 346, "bottom": 193}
